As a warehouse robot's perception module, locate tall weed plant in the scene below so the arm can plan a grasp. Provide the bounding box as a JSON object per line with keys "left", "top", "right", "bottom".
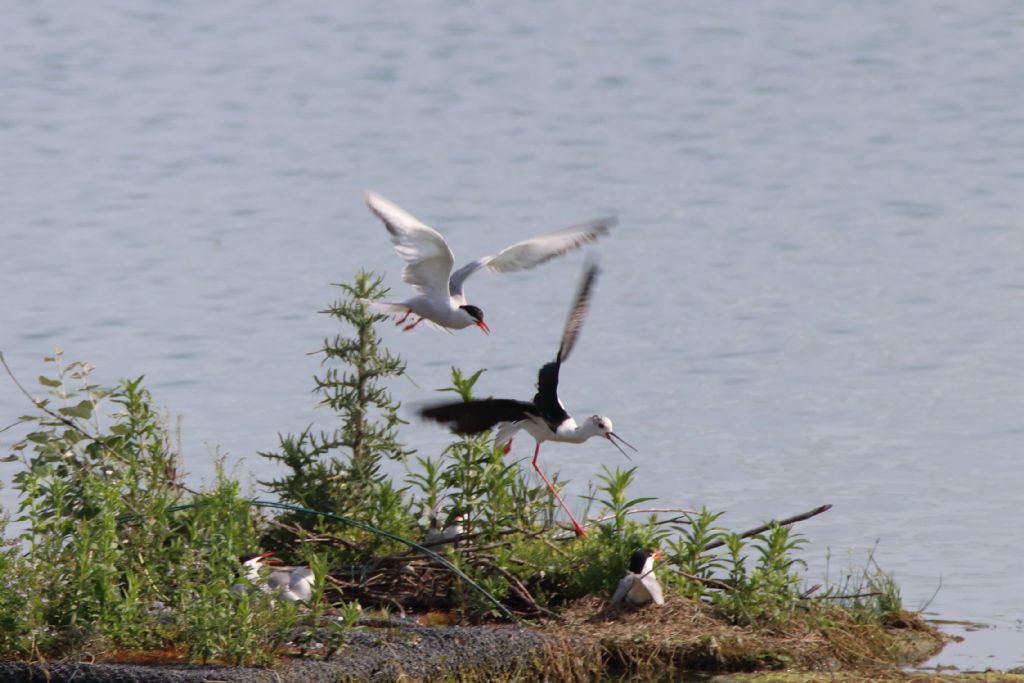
{"left": 261, "top": 271, "right": 415, "bottom": 563}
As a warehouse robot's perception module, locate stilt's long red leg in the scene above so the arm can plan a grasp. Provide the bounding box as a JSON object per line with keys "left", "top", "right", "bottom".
{"left": 531, "top": 442, "right": 587, "bottom": 537}
{"left": 402, "top": 316, "right": 424, "bottom": 331}
{"left": 395, "top": 310, "right": 412, "bottom": 326}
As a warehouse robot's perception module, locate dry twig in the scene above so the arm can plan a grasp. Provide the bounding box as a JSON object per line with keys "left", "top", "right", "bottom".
{"left": 702, "top": 504, "right": 833, "bottom": 551}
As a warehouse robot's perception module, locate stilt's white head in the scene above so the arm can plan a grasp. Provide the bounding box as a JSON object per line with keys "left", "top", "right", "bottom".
{"left": 588, "top": 415, "right": 638, "bottom": 460}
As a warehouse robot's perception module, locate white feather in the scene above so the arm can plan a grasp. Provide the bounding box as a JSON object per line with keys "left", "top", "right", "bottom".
{"left": 611, "top": 554, "right": 664, "bottom": 606}
{"left": 485, "top": 218, "right": 614, "bottom": 273}
{"left": 267, "top": 565, "right": 314, "bottom": 602}
{"left": 494, "top": 422, "right": 522, "bottom": 450}
{"left": 448, "top": 218, "right": 614, "bottom": 296}
{"left": 364, "top": 191, "right": 454, "bottom": 300}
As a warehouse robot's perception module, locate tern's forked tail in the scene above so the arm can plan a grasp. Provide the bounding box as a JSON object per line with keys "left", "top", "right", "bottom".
{"left": 358, "top": 299, "right": 409, "bottom": 316}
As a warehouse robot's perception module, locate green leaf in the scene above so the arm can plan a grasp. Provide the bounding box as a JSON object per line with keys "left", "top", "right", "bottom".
{"left": 58, "top": 400, "right": 94, "bottom": 420}
{"left": 26, "top": 431, "right": 52, "bottom": 444}
{"left": 0, "top": 455, "right": 17, "bottom": 462}
{"left": 38, "top": 376, "right": 62, "bottom": 388}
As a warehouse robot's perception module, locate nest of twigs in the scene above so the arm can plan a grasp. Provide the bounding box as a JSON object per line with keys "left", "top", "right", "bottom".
{"left": 547, "top": 594, "right": 949, "bottom": 679}
{"left": 321, "top": 537, "right": 568, "bottom": 619}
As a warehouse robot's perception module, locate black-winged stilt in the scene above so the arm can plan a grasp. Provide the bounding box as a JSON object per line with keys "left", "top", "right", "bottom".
{"left": 362, "top": 191, "right": 615, "bottom": 333}
{"left": 418, "top": 262, "right": 636, "bottom": 537}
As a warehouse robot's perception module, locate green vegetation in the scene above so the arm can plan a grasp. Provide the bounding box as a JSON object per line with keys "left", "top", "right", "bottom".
{"left": 0, "top": 271, "right": 932, "bottom": 676}
{"left": 0, "top": 350, "right": 290, "bottom": 664}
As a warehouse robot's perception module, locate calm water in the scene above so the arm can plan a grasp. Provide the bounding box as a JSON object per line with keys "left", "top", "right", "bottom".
{"left": 3, "top": 1, "right": 1023, "bottom": 670}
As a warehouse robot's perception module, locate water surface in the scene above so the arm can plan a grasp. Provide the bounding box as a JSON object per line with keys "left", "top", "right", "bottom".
{"left": 2, "top": 1, "right": 1022, "bottom": 669}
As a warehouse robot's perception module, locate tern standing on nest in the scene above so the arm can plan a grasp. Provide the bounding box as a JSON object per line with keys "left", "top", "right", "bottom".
{"left": 612, "top": 548, "right": 665, "bottom": 606}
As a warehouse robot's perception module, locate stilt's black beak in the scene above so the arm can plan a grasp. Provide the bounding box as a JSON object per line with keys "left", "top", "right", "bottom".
{"left": 606, "top": 432, "right": 638, "bottom": 460}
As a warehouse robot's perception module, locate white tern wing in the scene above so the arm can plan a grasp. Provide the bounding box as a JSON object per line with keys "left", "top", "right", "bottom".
{"left": 640, "top": 571, "right": 665, "bottom": 605}
{"left": 268, "top": 566, "right": 314, "bottom": 601}
{"left": 365, "top": 191, "right": 455, "bottom": 299}
{"left": 266, "top": 569, "right": 290, "bottom": 592}
{"left": 448, "top": 216, "right": 615, "bottom": 297}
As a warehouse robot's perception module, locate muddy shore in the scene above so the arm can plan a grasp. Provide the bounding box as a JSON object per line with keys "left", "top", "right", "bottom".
{"left": 0, "top": 594, "right": 966, "bottom": 682}
{"left": 0, "top": 623, "right": 583, "bottom": 682}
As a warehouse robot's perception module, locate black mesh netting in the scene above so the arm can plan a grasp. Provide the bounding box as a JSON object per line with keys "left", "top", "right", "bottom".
{"left": 0, "top": 624, "right": 559, "bottom": 682}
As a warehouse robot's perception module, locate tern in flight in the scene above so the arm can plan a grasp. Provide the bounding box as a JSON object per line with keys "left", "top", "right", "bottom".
{"left": 362, "top": 191, "right": 615, "bottom": 333}
{"left": 418, "top": 262, "right": 636, "bottom": 537}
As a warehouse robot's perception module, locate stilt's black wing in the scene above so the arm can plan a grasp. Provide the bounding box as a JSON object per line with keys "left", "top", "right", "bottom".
{"left": 532, "top": 261, "right": 600, "bottom": 424}
{"left": 557, "top": 261, "right": 599, "bottom": 365}
{"left": 533, "top": 361, "right": 569, "bottom": 425}
{"left": 420, "top": 399, "right": 537, "bottom": 435}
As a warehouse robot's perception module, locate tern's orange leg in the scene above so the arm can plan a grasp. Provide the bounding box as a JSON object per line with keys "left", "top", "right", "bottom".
{"left": 402, "top": 316, "right": 424, "bottom": 331}
{"left": 531, "top": 442, "right": 586, "bottom": 537}
{"left": 395, "top": 310, "right": 412, "bottom": 326}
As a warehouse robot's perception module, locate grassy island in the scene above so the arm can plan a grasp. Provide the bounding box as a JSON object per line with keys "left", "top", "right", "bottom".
{"left": 0, "top": 273, "right": 958, "bottom": 682}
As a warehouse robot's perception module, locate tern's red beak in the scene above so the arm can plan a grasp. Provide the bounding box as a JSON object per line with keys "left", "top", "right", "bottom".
{"left": 476, "top": 320, "right": 490, "bottom": 335}
{"left": 256, "top": 551, "right": 275, "bottom": 561}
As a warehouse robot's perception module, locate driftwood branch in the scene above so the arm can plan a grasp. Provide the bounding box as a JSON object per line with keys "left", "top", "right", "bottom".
{"left": 811, "top": 591, "right": 882, "bottom": 601}
{"left": 589, "top": 507, "right": 698, "bottom": 526}
{"left": 272, "top": 519, "right": 359, "bottom": 550}
{"left": 702, "top": 504, "right": 833, "bottom": 551}
{"left": 1, "top": 351, "right": 87, "bottom": 435}
{"left": 800, "top": 583, "right": 823, "bottom": 598}
{"left": 537, "top": 535, "right": 570, "bottom": 559}
{"left": 473, "top": 554, "right": 559, "bottom": 619}
{"left": 678, "top": 571, "right": 734, "bottom": 592}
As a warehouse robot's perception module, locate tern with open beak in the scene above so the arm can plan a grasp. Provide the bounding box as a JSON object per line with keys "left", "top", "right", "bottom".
{"left": 238, "top": 552, "right": 315, "bottom": 603}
